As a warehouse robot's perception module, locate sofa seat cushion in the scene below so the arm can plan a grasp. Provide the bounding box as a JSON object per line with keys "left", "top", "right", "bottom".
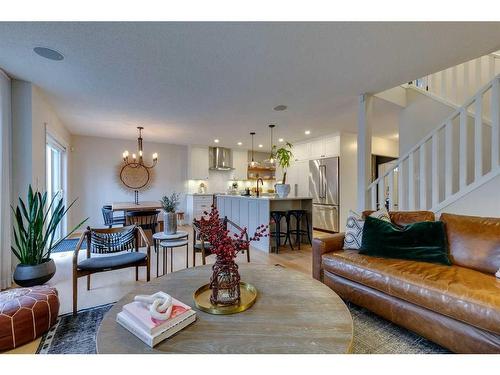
{"left": 322, "top": 250, "right": 500, "bottom": 334}
{"left": 78, "top": 252, "right": 146, "bottom": 271}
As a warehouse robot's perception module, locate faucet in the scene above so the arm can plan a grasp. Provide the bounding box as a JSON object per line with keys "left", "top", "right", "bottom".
{"left": 256, "top": 178, "right": 264, "bottom": 198}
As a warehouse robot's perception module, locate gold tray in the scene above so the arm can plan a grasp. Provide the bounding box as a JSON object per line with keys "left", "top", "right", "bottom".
{"left": 193, "top": 282, "right": 257, "bottom": 315}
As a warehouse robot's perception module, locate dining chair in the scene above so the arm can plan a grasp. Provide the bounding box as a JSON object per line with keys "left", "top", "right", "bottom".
{"left": 72, "top": 225, "right": 150, "bottom": 315}
{"left": 192, "top": 216, "right": 250, "bottom": 266}
{"left": 125, "top": 210, "right": 160, "bottom": 249}
{"left": 102, "top": 205, "right": 125, "bottom": 228}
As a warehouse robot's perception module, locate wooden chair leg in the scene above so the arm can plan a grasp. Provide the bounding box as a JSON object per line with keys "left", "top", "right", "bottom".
{"left": 193, "top": 247, "right": 196, "bottom": 267}
{"left": 247, "top": 248, "right": 250, "bottom": 263}
{"left": 202, "top": 248, "right": 206, "bottom": 265}
{"left": 87, "top": 275, "right": 91, "bottom": 291}
{"left": 135, "top": 266, "right": 139, "bottom": 281}
{"left": 186, "top": 245, "right": 189, "bottom": 268}
{"left": 147, "top": 255, "right": 151, "bottom": 282}
{"left": 73, "top": 274, "right": 78, "bottom": 316}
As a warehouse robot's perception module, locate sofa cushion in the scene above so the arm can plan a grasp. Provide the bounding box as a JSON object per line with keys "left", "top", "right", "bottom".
{"left": 322, "top": 250, "right": 500, "bottom": 334}
{"left": 362, "top": 210, "right": 435, "bottom": 226}
{"left": 360, "top": 217, "right": 451, "bottom": 265}
{"left": 441, "top": 213, "right": 500, "bottom": 275}
{"left": 344, "top": 208, "right": 391, "bottom": 250}
{"left": 78, "top": 252, "right": 146, "bottom": 270}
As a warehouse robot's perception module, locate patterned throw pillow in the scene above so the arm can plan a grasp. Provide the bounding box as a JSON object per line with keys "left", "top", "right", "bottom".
{"left": 343, "top": 208, "right": 391, "bottom": 250}
{"left": 344, "top": 210, "right": 365, "bottom": 249}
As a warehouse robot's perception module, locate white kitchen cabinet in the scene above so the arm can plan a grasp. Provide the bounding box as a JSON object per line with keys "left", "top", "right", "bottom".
{"left": 296, "top": 160, "right": 310, "bottom": 196}
{"left": 324, "top": 136, "right": 340, "bottom": 158}
{"left": 188, "top": 145, "right": 209, "bottom": 180}
{"left": 284, "top": 160, "right": 310, "bottom": 197}
{"left": 186, "top": 194, "right": 213, "bottom": 222}
{"left": 293, "top": 142, "right": 310, "bottom": 161}
{"left": 309, "top": 138, "right": 326, "bottom": 159}
{"left": 307, "top": 135, "right": 340, "bottom": 160}
{"left": 232, "top": 149, "right": 248, "bottom": 180}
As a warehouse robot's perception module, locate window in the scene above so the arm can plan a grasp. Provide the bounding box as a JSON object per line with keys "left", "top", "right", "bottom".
{"left": 46, "top": 134, "right": 67, "bottom": 242}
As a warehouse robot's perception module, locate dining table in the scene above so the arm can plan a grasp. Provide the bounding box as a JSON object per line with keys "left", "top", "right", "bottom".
{"left": 111, "top": 201, "right": 163, "bottom": 212}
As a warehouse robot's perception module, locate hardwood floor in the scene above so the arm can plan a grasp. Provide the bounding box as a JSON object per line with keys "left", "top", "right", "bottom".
{"left": 7, "top": 225, "right": 331, "bottom": 354}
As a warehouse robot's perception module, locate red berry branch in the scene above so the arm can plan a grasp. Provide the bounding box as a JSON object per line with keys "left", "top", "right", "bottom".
{"left": 194, "top": 205, "right": 268, "bottom": 262}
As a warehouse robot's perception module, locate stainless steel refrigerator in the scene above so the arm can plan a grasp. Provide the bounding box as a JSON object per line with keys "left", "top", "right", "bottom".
{"left": 309, "top": 157, "right": 339, "bottom": 232}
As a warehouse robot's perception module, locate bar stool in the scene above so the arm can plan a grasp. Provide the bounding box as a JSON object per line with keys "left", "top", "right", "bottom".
{"left": 286, "top": 209, "right": 312, "bottom": 250}
{"left": 270, "top": 210, "right": 292, "bottom": 253}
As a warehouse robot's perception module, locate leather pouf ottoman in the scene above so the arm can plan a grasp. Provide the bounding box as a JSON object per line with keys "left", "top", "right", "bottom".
{"left": 0, "top": 286, "right": 59, "bottom": 351}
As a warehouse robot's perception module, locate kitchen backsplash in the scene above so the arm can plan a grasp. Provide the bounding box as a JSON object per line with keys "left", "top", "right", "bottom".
{"left": 187, "top": 170, "right": 275, "bottom": 194}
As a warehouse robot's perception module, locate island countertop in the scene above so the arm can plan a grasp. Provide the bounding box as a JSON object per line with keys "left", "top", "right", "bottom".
{"left": 215, "top": 194, "right": 312, "bottom": 201}
{"left": 216, "top": 195, "right": 312, "bottom": 253}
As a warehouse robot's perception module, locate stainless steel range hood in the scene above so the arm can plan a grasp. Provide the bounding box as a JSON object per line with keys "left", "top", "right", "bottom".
{"left": 209, "top": 147, "right": 233, "bottom": 170}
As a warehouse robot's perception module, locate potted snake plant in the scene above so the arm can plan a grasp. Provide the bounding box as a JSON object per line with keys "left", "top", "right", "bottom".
{"left": 11, "top": 185, "right": 87, "bottom": 287}
{"left": 160, "top": 192, "right": 180, "bottom": 234}
{"left": 274, "top": 142, "right": 293, "bottom": 198}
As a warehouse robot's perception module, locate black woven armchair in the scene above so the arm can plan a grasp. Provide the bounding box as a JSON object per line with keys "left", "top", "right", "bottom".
{"left": 72, "top": 225, "right": 150, "bottom": 315}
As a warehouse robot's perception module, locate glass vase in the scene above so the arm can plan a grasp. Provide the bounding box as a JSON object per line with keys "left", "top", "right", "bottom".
{"left": 209, "top": 257, "right": 241, "bottom": 306}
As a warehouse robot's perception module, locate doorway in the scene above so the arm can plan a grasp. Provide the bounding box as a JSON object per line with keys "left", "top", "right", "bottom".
{"left": 46, "top": 134, "right": 67, "bottom": 242}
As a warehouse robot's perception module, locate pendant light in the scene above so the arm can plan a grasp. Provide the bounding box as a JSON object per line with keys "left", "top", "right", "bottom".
{"left": 264, "top": 124, "right": 276, "bottom": 167}
{"left": 249, "top": 132, "right": 259, "bottom": 168}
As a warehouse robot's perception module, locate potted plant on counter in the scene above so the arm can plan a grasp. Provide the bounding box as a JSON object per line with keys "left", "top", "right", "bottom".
{"left": 160, "top": 192, "right": 180, "bottom": 234}
{"left": 11, "top": 185, "right": 87, "bottom": 287}
{"left": 274, "top": 142, "right": 293, "bottom": 198}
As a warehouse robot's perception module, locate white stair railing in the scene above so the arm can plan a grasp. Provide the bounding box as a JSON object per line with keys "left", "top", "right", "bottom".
{"left": 368, "top": 75, "right": 500, "bottom": 212}
{"left": 411, "top": 53, "right": 500, "bottom": 108}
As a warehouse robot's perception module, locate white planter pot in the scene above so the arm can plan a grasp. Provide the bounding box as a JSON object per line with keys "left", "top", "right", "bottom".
{"left": 164, "top": 212, "right": 177, "bottom": 234}
{"left": 275, "top": 184, "right": 291, "bottom": 198}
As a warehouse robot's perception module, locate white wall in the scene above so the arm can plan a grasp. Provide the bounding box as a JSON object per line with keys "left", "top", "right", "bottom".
{"left": 436, "top": 175, "right": 500, "bottom": 217}
{"left": 372, "top": 136, "right": 399, "bottom": 158}
{"left": 69, "top": 135, "right": 188, "bottom": 228}
{"left": 11, "top": 81, "right": 71, "bottom": 199}
{"left": 11, "top": 80, "right": 33, "bottom": 200}
{"left": 339, "top": 133, "right": 358, "bottom": 232}
{"left": 399, "top": 89, "right": 455, "bottom": 156}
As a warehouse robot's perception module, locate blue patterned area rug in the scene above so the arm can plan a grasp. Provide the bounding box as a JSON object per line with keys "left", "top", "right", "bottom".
{"left": 36, "top": 302, "right": 449, "bottom": 354}
{"left": 37, "top": 303, "right": 113, "bottom": 354}
{"left": 51, "top": 239, "right": 86, "bottom": 254}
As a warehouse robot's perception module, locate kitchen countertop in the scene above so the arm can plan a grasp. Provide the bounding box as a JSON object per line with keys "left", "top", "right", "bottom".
{"left": 216, "top": 194, "right": 312, "bottom": 200}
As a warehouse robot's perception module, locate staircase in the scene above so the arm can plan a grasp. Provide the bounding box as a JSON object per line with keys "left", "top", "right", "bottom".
{"left": 368, "top": 70, "right": 500, "bottom": 212}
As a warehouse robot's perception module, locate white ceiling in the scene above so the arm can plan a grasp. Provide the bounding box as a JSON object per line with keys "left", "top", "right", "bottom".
{"left": 1, "top": 22, "right": 500, "bottom": 149}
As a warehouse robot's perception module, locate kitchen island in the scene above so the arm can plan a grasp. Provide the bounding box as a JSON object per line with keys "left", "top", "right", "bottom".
{"left": 216, "top": 195, "right": 313, "bottom": 253}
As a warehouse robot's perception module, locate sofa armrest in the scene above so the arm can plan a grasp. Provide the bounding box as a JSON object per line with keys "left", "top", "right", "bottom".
{"left": 312, "top": 233, "right": 345, "bottom": 281}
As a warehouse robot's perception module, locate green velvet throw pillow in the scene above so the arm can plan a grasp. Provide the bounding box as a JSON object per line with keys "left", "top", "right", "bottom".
{"left": 360, "top": 216, "right": 451, "bottom": 265}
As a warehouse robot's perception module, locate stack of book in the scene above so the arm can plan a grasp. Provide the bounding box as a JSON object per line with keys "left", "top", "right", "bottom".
{"left": 116, "top": 296, "right": 196, "bottom": 347}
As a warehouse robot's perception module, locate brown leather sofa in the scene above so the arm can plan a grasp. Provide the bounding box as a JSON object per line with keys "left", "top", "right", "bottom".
{"left": 312, "top": 211, "right": 500, "bottom": 353}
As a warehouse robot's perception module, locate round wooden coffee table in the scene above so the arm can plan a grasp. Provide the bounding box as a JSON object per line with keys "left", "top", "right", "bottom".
{"left": 97, "top": 264, "right": 353, "bottom": 354}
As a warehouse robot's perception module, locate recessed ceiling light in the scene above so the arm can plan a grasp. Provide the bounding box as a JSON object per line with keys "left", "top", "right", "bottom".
{"left": 33, "top": 47, "right": 64, "bottom": 61}
{"left": 237, "top": 142, "right": 242, "bottom": 146}
{"left": 304, "top": 130, "right": 311, "bottom": 135}
{"left": 273, "top": 105, "right": 288, "bottom": 111}
{"left": 258, "top": 144, "right": 263, "bottom": 148}
{"left": 278, "top": 138, "right": 284, "bottom": 142}
{"left": 214, "top": 139, "right": 219, "bottom": 143}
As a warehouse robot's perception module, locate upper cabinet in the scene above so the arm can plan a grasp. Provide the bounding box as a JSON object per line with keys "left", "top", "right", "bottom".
{"left": 293, "top": 135, "right": 339, "bottom": 161}
{"left": 293, "top": 142, "right": 311, "bottom": 161}
{"left": 188, "top": 145, "right": 209, "bottom": 180}
{"left": 232, "top": 149, "right": 248, "bottom": 180}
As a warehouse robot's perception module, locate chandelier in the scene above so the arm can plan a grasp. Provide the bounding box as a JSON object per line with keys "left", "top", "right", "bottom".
{"left": 120, "top": 126, "right": 158, "bottom": 204}
{"left": 122, "top": 126, "right": 158, "bottom": 168}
